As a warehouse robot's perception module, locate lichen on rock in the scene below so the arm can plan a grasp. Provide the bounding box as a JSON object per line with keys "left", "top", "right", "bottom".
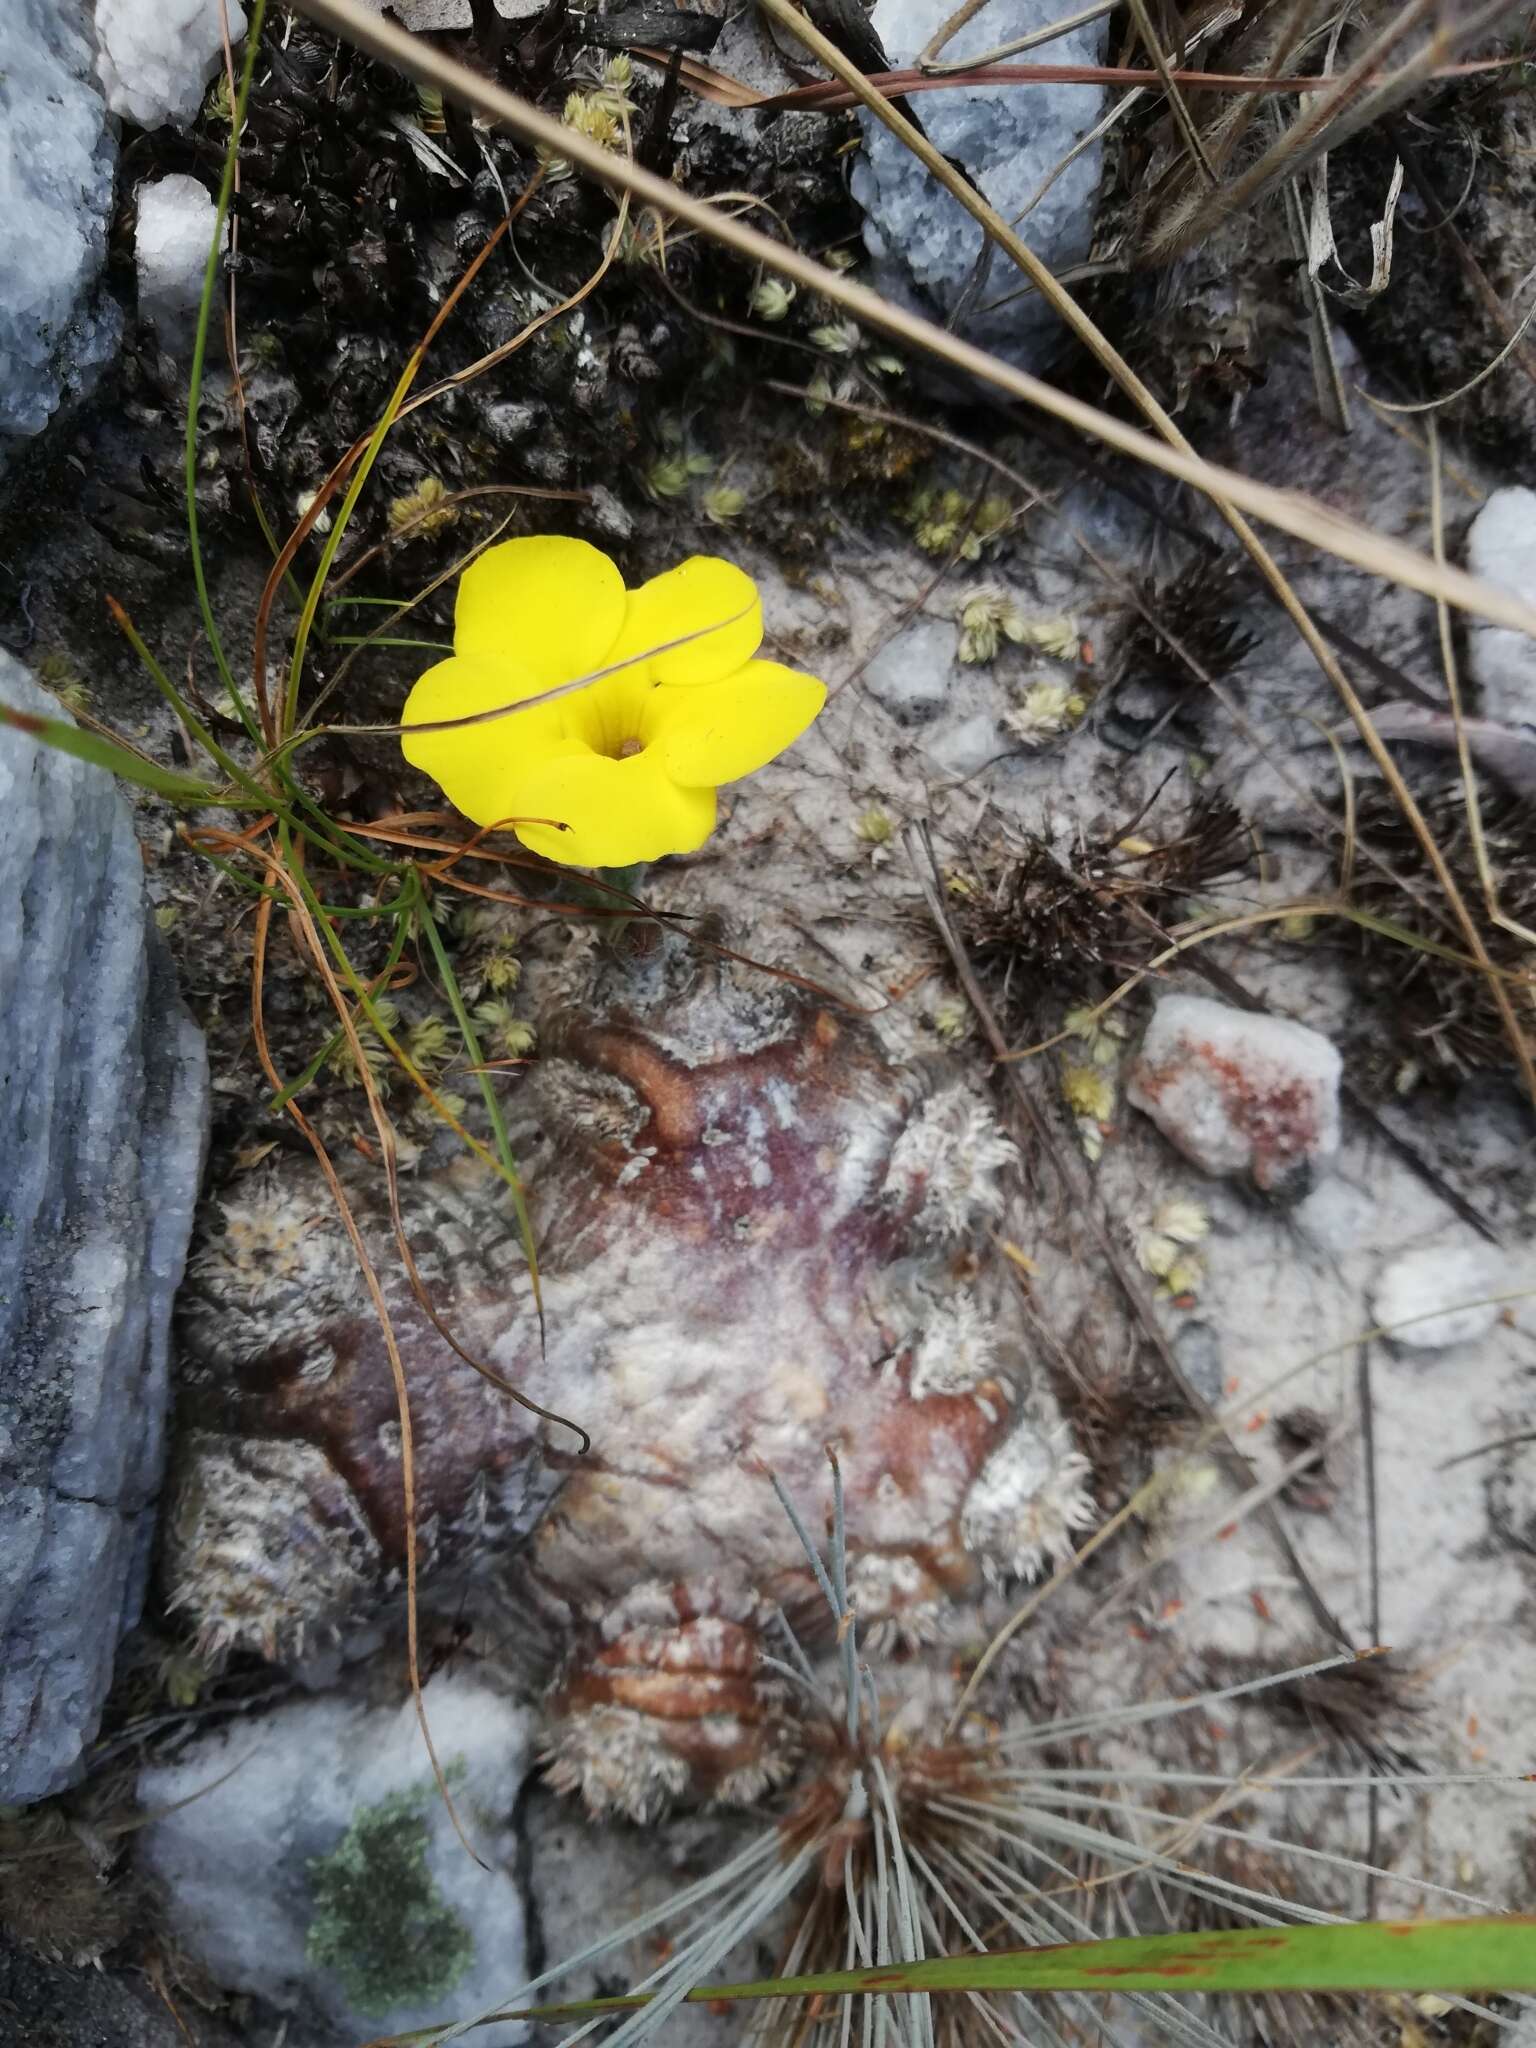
{"left": 305, "top": 1787, "right": 475, "bottom": 2017}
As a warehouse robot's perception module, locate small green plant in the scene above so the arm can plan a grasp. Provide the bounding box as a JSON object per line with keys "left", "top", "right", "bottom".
{"left": 305, "top": 1788, "right": 473, "bottom": 2015}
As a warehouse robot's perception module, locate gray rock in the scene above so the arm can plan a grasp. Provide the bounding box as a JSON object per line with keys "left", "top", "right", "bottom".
{"left": 0, "top": 0, "right": 121, "bottom": 458}
{"left": 863, "top": 615, "right": 955, "bottom": 722}
{"left": 849, "top": 0, "right": 1107, "bottom": 368}
{"left": 0, "top": 1934, "right": 249, "bottom": 2048}
{"left": 0, "top": 654, "right": 208, "bottom": 1805}
{"left": 138, "top": 1677, "right": 534, "bottom": 2046}
{"left": 1172, "top": 1320, "right": 1225, "bottom": 1408}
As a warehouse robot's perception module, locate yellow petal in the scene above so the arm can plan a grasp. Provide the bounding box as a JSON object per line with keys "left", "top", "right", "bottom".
{"left": 613, "top": 556, "right": 762, "bottom": 686}
{"left": 454, "top": 536, "right": 626, "bottom": 689}
{"left": 507, "top": 748, "right": 717, "bottom": 867}
{"left": 401, "top": 653, "right": 568, "bottom": 829}
{"left": 644, "top": 659, "right": 826, "bottom": 787}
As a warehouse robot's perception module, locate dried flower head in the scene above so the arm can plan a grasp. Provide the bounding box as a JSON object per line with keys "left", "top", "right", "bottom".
{"left": 906, "top": 488, "right": 1010, "bottom": 561}
{"left": 702, "top": 485, "right": 746, "bottom": 525}
{"left": 387, "top": 476, "right": 455, "bottom": 540}
{"left": 961, "top": 1421, "right": 1097, "bottom": 1580}
{"left": 751, "top": 278, "right": 796, "bottom": 322}
{"left": 909, "top": 1293, "right": 999, "bottom": 1400}
{"left": 1016, "top": 613, "right": 1080, "bottom": 660}
{"left": 956, "top": 584, "right": 1026, "bottom": 665}
{"left": 405, "top": 1015, "right": 457, "bottom": 1073}
{"left": 1004, "top": 680, "right": 1086, "bottom": 747}
{"left": 562, "top": 89, "right": 623, "bottom": 149}
{"left": 884, "top": 1085, "right": 1015, "bottom": 1242}
{"left": 481, "top": 942, "right": 522, "bottom": 996}
{"left": 1152, "top": 1196, "right": 1211, "bottom": 1245}
{"left": 810, "top": 319, "right": 862, "bottom": 356}
{"left": 930, "top": 996, "right": 969, "bottom": 1043}
{"left": 473, "top": 999, "right": 536, "bottom": 1059}
{"left": 1061, "top": 1063, "right": 1114, "bottom": 1122}
{"left": 1063, "top": 1003, "right": 1128, "bottom": 1068}
{"left": 328, "top": 999, "right": 400, "bottom": 1087}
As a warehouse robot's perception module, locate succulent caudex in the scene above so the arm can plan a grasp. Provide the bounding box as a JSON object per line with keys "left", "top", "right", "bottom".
{"left": 165, "top": 930, "right": 1094, "bottom": 1816}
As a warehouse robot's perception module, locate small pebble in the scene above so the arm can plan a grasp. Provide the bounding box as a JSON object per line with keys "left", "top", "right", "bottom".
{"left": 1371, "top": 1240, "right": 1509, "bottom": 1351}
{"left": 1127, "top": 993, "right": 1341, "bottom": 1194}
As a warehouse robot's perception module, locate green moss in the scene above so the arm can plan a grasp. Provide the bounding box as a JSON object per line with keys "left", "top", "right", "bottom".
{"left": 305, "top": 1787, "right": 473, "bottom": 2016}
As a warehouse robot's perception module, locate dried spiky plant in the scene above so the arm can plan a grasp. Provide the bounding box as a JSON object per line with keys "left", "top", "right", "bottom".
{"left": 1115, "top": 558, "right": 1261, "bottom": 696}
{"left": 1052, "top": 1339, "right": 1189, "bottom": 1500}
{"left": 1202, "top": 1643, "right": 1426, "bottom": 1779}
{"left": 948, "top": 792, "right": 1253, "bottom": 1026}
{"left": 1345, "top": 783, "right": 1536, "bottom": 1088}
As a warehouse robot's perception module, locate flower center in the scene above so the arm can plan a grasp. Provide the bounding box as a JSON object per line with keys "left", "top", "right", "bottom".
{"left": 618, "top": 736, "right": 644, "bottom": 759}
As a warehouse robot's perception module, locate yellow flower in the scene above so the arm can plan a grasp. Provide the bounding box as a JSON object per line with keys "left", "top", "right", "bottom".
{"left": 400, "top": 536, "right": 826, "bottom": 869}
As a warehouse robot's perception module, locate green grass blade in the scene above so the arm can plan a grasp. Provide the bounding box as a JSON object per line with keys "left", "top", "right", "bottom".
{"left": 380, "top": 1916, "right": 1536, "bottom": 2037}
{"left": 283, "top": 359, "right": 417, "bottom": 734}
{"left": 267, "top": 887, "right": 413, "bottom": 1112}
{"left": 0, "top": 699, "right": 245, "bottom": 806}
{"left": 696, "top": 1916, "right": 1536, "bottom": 2004}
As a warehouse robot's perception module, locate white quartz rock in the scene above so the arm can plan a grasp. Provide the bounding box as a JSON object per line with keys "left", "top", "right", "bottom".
{"left": 135, "top": 174, "right": 223, "bottom": 347}
{"left": 863, "top": 615, "right": 955, "bottom": 722}
{"left": 1465, "top": 485, "right": 1536, "bottom": 729}
{"left": 1128, "top": 993, "right": 1342, "bottom": 1193}
{"left": 95, "top": 0, "right": 248, "bottom": 131}
{"left": 138, "top": 1677, "right": 534, "bottom": 2045}
{"left": 1372, "top": 1239, "right": 1516, "bottom": 1351}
